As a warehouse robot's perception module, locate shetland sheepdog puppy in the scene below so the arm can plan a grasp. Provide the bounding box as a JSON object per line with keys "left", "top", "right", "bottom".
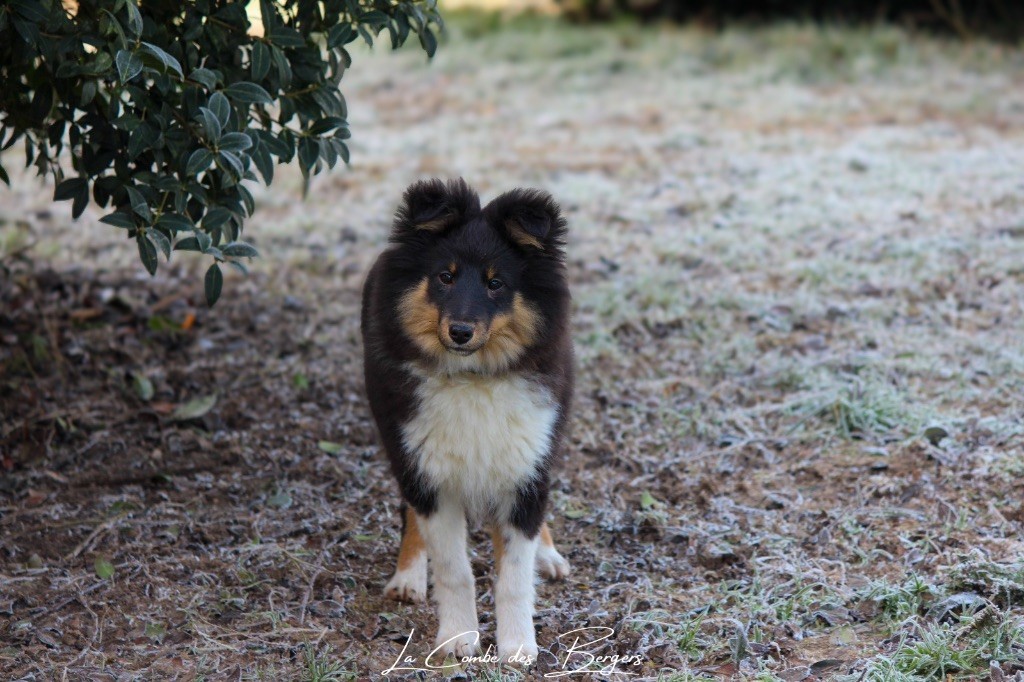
{"left": 361, "top": 178, "right": 574, "bottom": 663}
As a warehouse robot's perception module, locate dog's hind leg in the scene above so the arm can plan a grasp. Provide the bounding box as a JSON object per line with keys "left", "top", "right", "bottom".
{"left": 384, "top": 505, "right": 427, "bottom": 603}
{"left": 535, "top": 522, "right": 571, "bottom": 580}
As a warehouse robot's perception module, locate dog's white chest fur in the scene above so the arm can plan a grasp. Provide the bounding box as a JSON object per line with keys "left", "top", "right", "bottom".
{"left": 402, "top": 370, "right": 558, "bottom": 518}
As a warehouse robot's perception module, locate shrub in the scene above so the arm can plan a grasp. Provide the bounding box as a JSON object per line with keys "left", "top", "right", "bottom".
{"left": 0, "top": 0, "right": 442, "bottom": 304}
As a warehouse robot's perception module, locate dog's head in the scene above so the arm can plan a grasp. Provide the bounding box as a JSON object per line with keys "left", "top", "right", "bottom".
{"left": 388, "top": 178, "right": 567, "bottom": 373}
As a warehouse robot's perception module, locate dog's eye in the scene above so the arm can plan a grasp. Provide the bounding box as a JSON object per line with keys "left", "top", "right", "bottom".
{"left": 487, "top": 278, "right": 504, "bottom": 291}
{"left": 438, "top": 272, "right": 454, "bottom": 285}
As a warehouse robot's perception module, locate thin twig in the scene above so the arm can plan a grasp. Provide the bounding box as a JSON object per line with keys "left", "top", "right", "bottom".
{"left": 63, "top": 512, "right": 128, "bottom": 562}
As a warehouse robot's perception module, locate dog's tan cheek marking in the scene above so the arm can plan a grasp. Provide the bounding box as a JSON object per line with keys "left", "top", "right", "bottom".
{"left": 505, "top": 220, "right": 543, "bottom": 250}
{"left": 474, "top": 294, "right": 540, "bottom": 372}
{"left": 398, "top": 279, "right": 444, "bottom": 357}
{"left": 397, "top": 506, "right": 426, "bottom": 571}
{"left": 511, "top": 294, "right": 541, "bottom": 346}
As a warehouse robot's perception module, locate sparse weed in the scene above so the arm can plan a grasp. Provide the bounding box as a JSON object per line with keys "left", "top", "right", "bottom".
{"left": 468, "top": 665, "right": 526, "bottom": 681}
{"left": 301, "top": 643, "right": 356, "bottom": 682}
{"left": 626, "top": 609, "right": 713, "bottom": 662}
{"left": 842, "top": 655, "right": 928, "bottom": 682}
{"left": 866, "top": 575, "right": 936, "bottom": 624}
{"left": 793, "top": 371, "right": 916, "bottom": 440}
{"left": 892, "top": 623, "right": 979, "bottom": 678}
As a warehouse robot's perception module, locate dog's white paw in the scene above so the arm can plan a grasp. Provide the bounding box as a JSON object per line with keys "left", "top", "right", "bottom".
{"left": 434, "top": 629, "right": 480, "bottom": 660}
{"left": 383, "top": 568, "right": 427, "bottom": 603}
{"left": 536, "top": 544, "right": 571, "bottom": 580}
{"left": 498, "top": 641, "right": 539, "bottom": 665}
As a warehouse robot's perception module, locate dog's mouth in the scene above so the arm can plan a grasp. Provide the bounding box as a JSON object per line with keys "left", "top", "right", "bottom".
{"left": 440, "top": 341, "right": 485, "bottom": 356}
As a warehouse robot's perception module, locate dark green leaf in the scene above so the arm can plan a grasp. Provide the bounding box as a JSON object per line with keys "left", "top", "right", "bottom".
{"left": 308, "top": 117, "right": 347, "bottom": 136}
{"left": 188, "top": 68, "right": 218, "bottom": 90}
{"left": 359, "top": 10, "right": 390, "bottom": 26}
{"left": 124, "top": 186, "right": 151, "bottom": 220}
{"left": 327, "top": 24, "right": 356, "bottom": 49}
{"left": 205, "top": 264, "right": 223, "bottom": 307}
{"left": 173, "top": 237, "right": 201, "bottom": 252}
{"left": 251, "top": 42, "right": 270, "bottom": 81}
{"left": 71, "top": 181, "right": 89, "bottom": 219}
{"left": 115, "top": 50, "right": 144, "bottom": 83}
{"left": 157, "top": 213, "right": 194, "bottom": 233}
{"left": 252, "top": 146, "right": 273, "bottom": 183}
{"left": 419, "top": 29, "right": 438, "bottom": 59}
{"left": 100, "top": 211, "right": 137, "bottom": 229}
{"left": 54, "top": 178, "right": 87, "bottom": 201}
{"left": 298, "top": 137, "right": 319, "bottom": 172}
{"left": 270, "top": 45, "right": 292, "bottom": 87}
{"left": 223, "top": 82, "right": 273, "bottom": 105}
{"left": 195, "top": 230, "right": 212, "bottom": 253}
{"left": 238, "top": 184, "right": 255, "bottom": 216}
{"left": 139, "top": 42, "right": 183, "bottom": 77}
{"left": 221, "top": 241, "right": 259, "bottom": 258}
{"left": 11, "top": 0, "right": 49, "bottom": 22}
{"left": 217, "top": 150, "right": 244, "bottom": 179}
{"left": 137, "top": 234, "right": 158, "bottom": 275}
{"left": 258, "top": 131, "right": 290, "bottom": 157}
{"left": 185, "top": 148, "right": 214, "bottom": 176}
{"left": 268, "top": 26, "right": 305, "bottom": 48}
{"left": 203, "top": 207, "right": 233, "bottom": 231}
{"left": 127, "top": 124, "right": 156, "bottom": 160}
{"left": 259, "top": 0, "right": 278, "bottom": 31}
{"left": 147, "top": 229, "right": 172, "bottom": 260}
{"left": 197, "top": 107, "right": 222, "bottom": 142}
{"left": 125, "top": 1, "right": 143, "bottom": 37}
{"left": 208, "top": 92, "right": 231, "bottom": 127}
{"left": 219, "top": 132, "right": 252, "bottom": 153}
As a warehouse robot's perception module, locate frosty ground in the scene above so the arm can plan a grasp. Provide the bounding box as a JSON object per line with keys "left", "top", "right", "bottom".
{"left": 2, "top": 14, "right": 1024, "bottom": 681}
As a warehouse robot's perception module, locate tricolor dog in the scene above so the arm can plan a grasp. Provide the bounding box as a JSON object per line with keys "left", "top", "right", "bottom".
{"left": 361, "top": 178, "right": 574, "bottom": 663}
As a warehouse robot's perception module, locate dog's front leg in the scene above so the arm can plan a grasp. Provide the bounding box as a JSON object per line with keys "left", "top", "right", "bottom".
{"left": 417, "top": 501, "right": 480, "bottom": 659}
{"left": 494, "top": 525, "right": 539, "bottom": 663}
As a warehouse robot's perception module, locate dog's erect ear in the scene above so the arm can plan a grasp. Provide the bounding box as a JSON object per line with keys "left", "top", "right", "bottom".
{"left": 391, "top": 178, "right": 480, "bottom": 241}
{"left": 484, "top": 188, "right": 567, "bottom": 255}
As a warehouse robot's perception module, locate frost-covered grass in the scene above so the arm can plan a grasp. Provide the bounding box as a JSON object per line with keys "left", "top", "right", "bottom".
{"left": 3, "top": 11, "right": 1024, "bottom": 681}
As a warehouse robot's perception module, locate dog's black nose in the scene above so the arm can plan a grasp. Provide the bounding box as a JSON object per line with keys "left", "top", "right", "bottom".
{"left": 448, "top": 323, "right": 474, "bottom": 345}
